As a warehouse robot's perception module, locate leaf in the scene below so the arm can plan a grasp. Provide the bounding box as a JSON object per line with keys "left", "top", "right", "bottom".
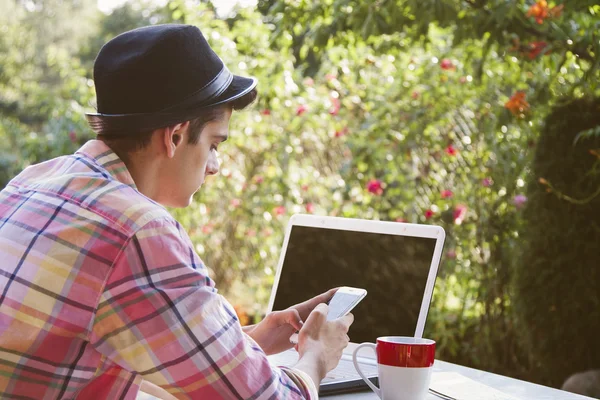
{"left": 574, "top": 125, "right": 600, "bottom": 145}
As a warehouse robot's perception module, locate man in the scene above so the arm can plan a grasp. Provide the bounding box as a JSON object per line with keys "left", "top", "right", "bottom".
{"left": 0, "top": 24, "right": 352, "bottom": 399}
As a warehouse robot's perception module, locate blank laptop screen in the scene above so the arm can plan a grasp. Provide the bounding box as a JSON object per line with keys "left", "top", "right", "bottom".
{"left": 271, "top": 225, "right": 438, "bottom": 343}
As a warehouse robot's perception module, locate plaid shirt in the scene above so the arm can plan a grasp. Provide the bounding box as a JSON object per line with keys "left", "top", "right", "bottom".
{"left": 0, "top": 140, "right": 316, "bottom": 399}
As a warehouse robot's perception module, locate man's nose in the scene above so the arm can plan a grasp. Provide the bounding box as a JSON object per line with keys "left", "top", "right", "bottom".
{"left": 206, "top": 156, "right": 219, "bottom": 175}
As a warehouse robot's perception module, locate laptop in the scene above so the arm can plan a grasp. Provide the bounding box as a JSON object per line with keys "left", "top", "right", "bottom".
{"left": 266, "top": 214, "right": 445, "bottom": 395}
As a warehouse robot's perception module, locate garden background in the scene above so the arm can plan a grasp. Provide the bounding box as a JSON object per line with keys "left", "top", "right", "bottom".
{"left": 1, "top": 0, "right": 599, "bottom": 392}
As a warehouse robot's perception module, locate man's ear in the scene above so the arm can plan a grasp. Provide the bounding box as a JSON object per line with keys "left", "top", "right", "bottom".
{"left": 162, "top": 121, "right": 191, "bottom": 158}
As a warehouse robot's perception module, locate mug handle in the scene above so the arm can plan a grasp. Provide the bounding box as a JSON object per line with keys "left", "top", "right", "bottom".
{"left": 352, "top": 343, "right": 381, "bottom": 399}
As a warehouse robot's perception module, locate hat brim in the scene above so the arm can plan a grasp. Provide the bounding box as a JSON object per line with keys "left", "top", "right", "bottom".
{"left": 86, "top": 74, "right": 258, "bottom": 135}
{"left": 207, "top": 74, "right": 257, "bottom": 108}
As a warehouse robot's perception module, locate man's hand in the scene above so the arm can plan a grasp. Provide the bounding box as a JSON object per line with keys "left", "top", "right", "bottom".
{"left": 294, "top": 303, "right": 354, "bottom": 385}
{"left": 244, "top": 288, "right": 338, "bottom": 355}
{"left": 290, "top": 287, "right": 338, "bottom": 322}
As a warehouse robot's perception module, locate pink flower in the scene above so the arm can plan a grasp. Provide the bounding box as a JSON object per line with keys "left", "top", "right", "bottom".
{"left": 273, "top": 206, "right": 286, "bottom": 216}
{"left": 230, "top": 198, "right": 241, "bottom": 208}
{"left": 446, "top": 249, "right": 457, "bottom": 259}
{"left": 459, "top": 76, "right": 467, "bottom": 84}
{"left": 201, "top": 224, "right": 214, "bottom": 234}
{"left": 254, "top": 176, "right": 264, "bottom": 184}
{"left": 482, "top": 178, "right": 492, "bottom": 187}
{"left": 513, "top": 195, "right": 527, "bottom": 209}
{"left": 411, "top": 91, "right": 420, "bottom": 100}
{"left": 445, "top": 145, "right": 458, "bottom": 156}
{"left": 325, "top": 73, "right": 337, "bottom": 81}
{"left": 260, "top": 109, "right": 271, "bottom": 116}
{"left": 68, "top": 131, "right": 77, "bottom": 143}
{"left": 441, "top": 190, "right": 453, "bottom": 199}
{"left": 425, "top": 209, "right": 435, "bottom": 219}
{"left": 453, "top": 204, "right": 468, "bottom": 225}
{"left": 263, "top": 228, "right": 274, "bottom": 237}
{"left": 366, "top": 179, "right": 384, "bottom": 195}
{"left": 301, "top": 184, "right": 309, "bottom": 191}
{"left": 296, "top": 105, "right": 307, "bottom": 116}
{"left": 440, "top": 59, "right": 455, "bottom": 70}
{"left": 303, "top": 77, "right": 314, "bottom": 86}
{"left": 329, "top": 97, "right": 341, "bottom": 115}
{"left": 395, "top": 218, "right": 406, "bottom": 223}
{"left": 246, "top": 229, "right": 257, "bottom": 237}
{"left": 305, "top": 203, "right": 315, "bottom": 213}
{"left": 334, "top": 127, "right": 349, "bottom": 138}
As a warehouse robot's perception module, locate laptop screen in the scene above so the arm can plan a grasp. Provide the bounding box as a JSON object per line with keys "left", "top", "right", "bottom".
{"left": 271, "top": 225, "right": 438, "bottom": 343}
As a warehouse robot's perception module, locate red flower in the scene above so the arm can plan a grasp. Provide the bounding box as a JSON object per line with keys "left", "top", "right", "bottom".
{"left": 527, "top": 41, "right": 548, "bottom": 60}
{"left": 305, "top": 203, "right": 315, "bottom": 213}
{"left": 296, "top": 105, "right": 307, "bottom": 116}
{"left": 411, "top": 91, "right": 420, "bottom": 100}
{"left": 424, "top": 209, "right": 435, "bottom": 219}
{"left": 260, "top": 109, "right": 271, "bottom": 116}
{"left": 527, "top": 1, "right": 563, "bottom": 24}
{"left": 446, "top": 249, "right": 457, "bottom": 259}
{"left": 445, "top": 145, "right": 458, "bottom": 157}
{"left": 273, "top": 206, "right": 286, "bottom": 216}
{"left": 329, "top": 97, "right": 341, "bottom": 115}
{"left": 441, "top": 190, "right": 453, "bottom": 199}
{"left": 505, "top": 91, "right": 530, "bottom": 116}
{"left": 440, "top": 59, "right": 455, "bottom": 70}
{"left": 453, "top": 205, "right": 468, "bottom": 225}
{"left": 68, "top": 131, "right": 77, "bottom": 143}
{"left": 366, "top": 179, "right": 384, "bottom": 195}
{"left": 482, "top": 178, "right": 492, "bottom": 187}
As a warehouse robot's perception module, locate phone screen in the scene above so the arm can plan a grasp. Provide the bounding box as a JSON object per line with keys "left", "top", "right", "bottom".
{"left": 289, "top": 288, "right": 366, "bottom": 344}
{"left": 327, "top": 291, "right": 364, "bottom": 321}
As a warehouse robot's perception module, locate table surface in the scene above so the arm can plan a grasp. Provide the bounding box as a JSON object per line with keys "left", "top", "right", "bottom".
{"left": 322, "top": 343, "right": 595, "bottom": 400}
{"left": 138, "top": 343, "right": 596, "bottom": 400}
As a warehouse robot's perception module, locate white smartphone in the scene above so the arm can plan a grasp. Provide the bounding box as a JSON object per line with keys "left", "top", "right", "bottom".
{"left": 289, "top": 286, "right": 367, "bottom": 345}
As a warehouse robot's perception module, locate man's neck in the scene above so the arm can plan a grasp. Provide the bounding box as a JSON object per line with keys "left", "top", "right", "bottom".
{"left": 116, "top": 148, "right": 162, "bottom": 202}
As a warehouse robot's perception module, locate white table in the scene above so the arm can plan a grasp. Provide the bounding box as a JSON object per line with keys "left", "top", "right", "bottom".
{"left": 323, "top": 344, "right": 595, "bottom": 400}
{"left": 138, "top": 343, "right": 596, "bottom": 400}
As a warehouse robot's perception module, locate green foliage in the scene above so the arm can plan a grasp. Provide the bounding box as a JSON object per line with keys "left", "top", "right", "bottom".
{"left": 514, "top": 97, "right": 600, "bottom": 387}
{"left": 263, "top": 0, "right": 600, "bottom": 80}
{"left": 0, "top": 0, "right": 97, "bottom": 182}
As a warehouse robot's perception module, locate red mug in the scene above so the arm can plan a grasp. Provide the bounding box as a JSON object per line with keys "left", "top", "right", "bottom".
{"left": 353, "top": 336, "right": 436, "bottom": 400}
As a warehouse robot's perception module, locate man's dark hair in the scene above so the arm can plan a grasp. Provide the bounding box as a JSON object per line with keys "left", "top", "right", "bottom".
{"left": 100, "top": 88, "right": 257, "bottom": 156}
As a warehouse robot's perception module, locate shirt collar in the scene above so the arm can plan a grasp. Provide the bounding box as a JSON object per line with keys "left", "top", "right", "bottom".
{"left": 76, "top": 140, "right": 137, "bottom": 189}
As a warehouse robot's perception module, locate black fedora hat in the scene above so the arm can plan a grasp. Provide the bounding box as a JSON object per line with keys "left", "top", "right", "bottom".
{"left": 86, "top": 24, "right": 257, "bottom": 135}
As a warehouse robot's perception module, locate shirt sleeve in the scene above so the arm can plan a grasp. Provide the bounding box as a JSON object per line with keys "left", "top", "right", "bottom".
{"left": 91, "top": 217, "right": 313, "bottom": 399}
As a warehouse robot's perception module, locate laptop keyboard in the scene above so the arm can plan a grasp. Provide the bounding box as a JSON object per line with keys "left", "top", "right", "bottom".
{"left": 323, "top": 358, "right": 378, "bottom": 381}
{"left": 268, "top": 350, "right": 378, "bottom": 382}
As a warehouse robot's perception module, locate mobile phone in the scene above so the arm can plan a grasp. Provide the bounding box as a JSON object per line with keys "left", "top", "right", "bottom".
{"left": 289, "top": 287, "right": 367, "bottom": 345}
{"left": 326, "top": 286, "right": 368, "bottom": 320}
